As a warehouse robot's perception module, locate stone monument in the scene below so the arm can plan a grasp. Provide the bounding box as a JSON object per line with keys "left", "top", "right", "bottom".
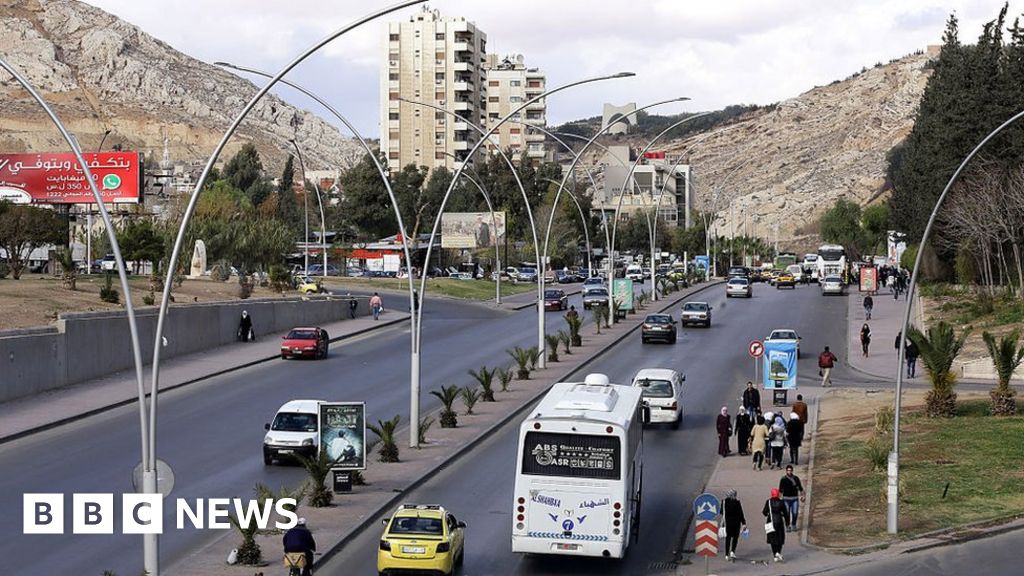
{"left": 188, "top": 239, "right": 207, "bottom": 278}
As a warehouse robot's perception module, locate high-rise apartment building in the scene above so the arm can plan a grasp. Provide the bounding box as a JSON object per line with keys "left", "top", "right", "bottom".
{"left": 380, "top": 7, "right": 487, "bottom": 172}
{"left": 482, "top": 54, "right": 546, "bottom": 163}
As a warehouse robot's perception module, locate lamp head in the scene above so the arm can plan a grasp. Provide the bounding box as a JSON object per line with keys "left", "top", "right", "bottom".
{"left": 613, "top": 72, "right": 636, "bottom": 78}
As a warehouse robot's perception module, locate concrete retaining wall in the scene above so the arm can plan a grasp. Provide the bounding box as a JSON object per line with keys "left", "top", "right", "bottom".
{"left": 0, "top": 295, "right": 368, "bottom": 403}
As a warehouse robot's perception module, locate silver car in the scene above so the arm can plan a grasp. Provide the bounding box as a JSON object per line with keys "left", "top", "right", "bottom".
{"left": 821, "top": 275, "right": 845, "bottom": 295}
{"left": 725, "top": 277, "right": 752, "bottom": 298}
{"left": 680, "top": 301, "right": 712, "bottom": 327}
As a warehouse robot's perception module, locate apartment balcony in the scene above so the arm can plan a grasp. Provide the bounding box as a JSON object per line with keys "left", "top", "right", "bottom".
{"left": 452, "top": 120, "right": 470, "bottom": 131}
{"left": 388, "top": 120, "right": 401, "bottom": 130}
{"left": 527, "top": 149, "right": 546, "bottom": 159}
{"left": 453, "top": 41, "right": 472, "bottom": 53}
{"left": 453, "top": 80, "right": 474, "bottom": 92}
{"left": 452, "top": 140, "right": 472, "bottom": 151}
{"left": 525, "top": 100, "right": 546, "bottom": 111}
{"left": 453, "top": 61, "right": 473, "bottom": 72}
{"left": 452, "top": 100, "right": 473, "bottom": 112}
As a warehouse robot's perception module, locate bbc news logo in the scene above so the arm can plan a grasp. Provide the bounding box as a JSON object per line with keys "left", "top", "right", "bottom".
{"left": 23, "top": 494, "right": 298, "bottom": 534}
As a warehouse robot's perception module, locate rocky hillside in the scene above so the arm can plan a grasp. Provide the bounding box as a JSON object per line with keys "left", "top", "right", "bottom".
{"left": 659, "top": 51, "right": 934, "bottom": 250}
{"left": 0, "top": 0, "right": 362, "bottom": 176}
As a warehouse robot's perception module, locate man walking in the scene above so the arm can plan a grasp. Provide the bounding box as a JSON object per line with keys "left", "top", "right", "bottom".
{"left": 370, "top": 292, "right": 383, "bottom": 320}
{"left": 792, "top": 394, "right": 808, "bottom": 425}
{"left": 778, "top": 465, "right": 805, "bottom": 532}
{"left": 347, "top": 293, "right": 358, "bottom": 319}
{"left": 818, "top": 346, "right": 837, "bottom": 387}
{"left": 906, "top": 339, "right": 920, "bottom": 378}
{"left": 742, "top": 381, "right": 761, "bottom": 416}
{"left": 863, "top": 294, "right": 874, "bottom": 320}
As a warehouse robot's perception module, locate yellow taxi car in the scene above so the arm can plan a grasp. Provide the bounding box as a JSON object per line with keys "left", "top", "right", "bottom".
{"left": 775, "top": 272, "right": 797, "bottom": 289}
{"left": 378, "top": 504, "right": 466, "bottom": 576}
{"left": 296, "top": 276, "right": 322, "bottom": 294}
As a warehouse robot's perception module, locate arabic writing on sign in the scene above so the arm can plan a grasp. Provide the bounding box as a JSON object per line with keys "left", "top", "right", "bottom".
{"left": 0, "top": 156, "right": 131, "bottom": 176}
{"left": 580, "top": 498, "right": 609, "bottom": 509}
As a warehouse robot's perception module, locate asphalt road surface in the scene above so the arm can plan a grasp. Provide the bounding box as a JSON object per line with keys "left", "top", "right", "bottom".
{"left": 320, "top": 280, "right": 848, "bottom": 575}
{"left": 820, "top": 530, "right": 1024, "bottom": 576}
{"left": 0, "top": 286, "right": 606, "bottom": 576}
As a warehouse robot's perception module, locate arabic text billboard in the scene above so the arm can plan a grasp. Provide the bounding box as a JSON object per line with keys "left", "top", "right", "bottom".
{"left": 318, "top": 402, "right": 366, "bottom": 471}
{"left": 441, "top": 211, "right": 506, "bottom": 248}
{"left": 0, "top": 152, "right": 142, "bottom": 205}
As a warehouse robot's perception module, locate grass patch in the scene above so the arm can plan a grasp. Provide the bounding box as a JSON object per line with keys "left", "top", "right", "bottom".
{"left": 323, "top": 277, "right": 536, "bottom": 301}
{"left": 811, "top": 399, "right": 1024, "bottom": 547}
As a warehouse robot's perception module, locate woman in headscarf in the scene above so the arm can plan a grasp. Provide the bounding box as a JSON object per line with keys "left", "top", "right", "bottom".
{"left": 769, "top": 415, "right": 787, "bottom": 469}
{"left": 860, "top": 322, "right": 872, "bottom": 357}
{"left": 237, "top": 310, "right": 254, "bottom": 342}
{"left": 716, "top": 406, "right": 733, "bottom": 457}
{"left": 763, "top": 487, "right": 790, "bottom": 562}
{"left": 735, "top": 406, "right": 753, "bottom": 456}
{"left": 722, "top": 489, "right": 746, "bottom": 561}
{"left": 749, "top": 414, "right": 769, "bottom": 471}
{"left": 787, "top": 412, "right": 804, "bottom": 465}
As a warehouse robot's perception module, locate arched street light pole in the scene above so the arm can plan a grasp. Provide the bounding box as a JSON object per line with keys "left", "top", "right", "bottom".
{"left": 890, "top": 108, "right": 1024, "bottom": 535}
{"left": 0, "top": 56, "right": 148, "bottom": 572}
{"left": 289, "top": 139, "right": 328, "bottom": 278}
{"left": 539, "top": 177, "right": 593, "bottom": 273}
{"left": 440, "top": 149, "right": 502, "bottom": 303}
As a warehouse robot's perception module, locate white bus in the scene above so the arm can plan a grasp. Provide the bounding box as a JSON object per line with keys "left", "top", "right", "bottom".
{"left": 512, "top": 374, "right": 645, "bottom": 559}
{"left": 816, "top": 244, "right": 847, "bottom": 282}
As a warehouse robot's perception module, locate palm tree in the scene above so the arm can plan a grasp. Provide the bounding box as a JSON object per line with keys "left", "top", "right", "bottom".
{"left": 461, "top": 386, "right": 481, "bottom": 414}
{"left": 295, "top": 446, "right": 337, "bottom": 507}
{"left": 528, "top": 346, "right": 541, "bottom": 369}
{"left": 469, "top": 366, "right": 496, "bottom": 402}
{"left": 368, "top": 415, "right": 401, "bottom": 462}
{"left": 544, "top": 333, "right": 561, "bottom": 363}
{"left": 558, "top": 329, "right": 572, "bottom": 355}
{"left": 56, "top": 249, "right": 77, "bottom": 291}
{"left": 908, "top": 322, "right": 970, "bottom": 417}
{"left": 431, "top": 385, "right": 461, "bottom": 427}
{"left": 496, "top": 366, "right": 514, "bottom": 392}
{"left": 508, "top": 346, "right": 532, "bottom": 379}
{"left": 983, "top": 330, "right": 1023, "bottom": 416}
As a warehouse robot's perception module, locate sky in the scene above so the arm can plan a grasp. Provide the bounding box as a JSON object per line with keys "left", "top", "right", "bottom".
{"left": 82, "top": 0, "right": 1013, "bottom": 139}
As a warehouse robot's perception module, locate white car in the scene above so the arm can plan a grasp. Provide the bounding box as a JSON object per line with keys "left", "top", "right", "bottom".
{"left": 583, "top": 276, "right": 606, "bottom": 292}
{"left": 263, "top": 399, "right": 323, "bottom": 465}
{"left": 625, "top": 264, "right": 644, "bottom": 281}
{"left": 631, "top": 368, "right": 685, "bottom": 429}
{"left": 821, "top": 275, "right": 844, "bottom": 295}
{"left": 680, "top": 301, "right": 712, "bottom": 327}
{"left": 726, "top": 277, "right": 752, "bottom": 298}
{"left": 766, "top": 328, "right": 802, "bottom": 358}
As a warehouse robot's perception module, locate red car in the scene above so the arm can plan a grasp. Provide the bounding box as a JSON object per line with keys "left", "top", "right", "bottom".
{"left": 280, "top": 327, "right": 330, "bottom": 360}
{"left": 543, "top": 289, "right": 568, "bottom": 311}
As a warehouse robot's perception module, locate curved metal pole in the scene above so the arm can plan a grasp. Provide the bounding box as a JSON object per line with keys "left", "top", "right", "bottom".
{"left": 289, "top": 140, "right": 328, "bottom": 278}
{"left": 608, "top": 112, "right": 714, "bottom": 308}
{"left": 539, "top": 177, "right": 592, "bottom": 273}
{"left": 890, "top": 107, "right": 1024, "bottom": 535}
{"left": 0, "top": 55, "right": 150, "bottom": 571}
{"left": 439, "top": 150, "right": 502, "bottom": 304}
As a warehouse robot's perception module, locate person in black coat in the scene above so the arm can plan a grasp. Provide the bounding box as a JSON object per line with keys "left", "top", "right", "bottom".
{"left": 735, "top": 407, "right": 753, "bottom": 456}
{"left": 786, "top": 412, "right": 804, "bottom": 465}
{"left": 722, "top": 489, "right": 746, "bottom": 561}
{"left": 283, "top": 518, "right": 317, "bottom": 576}
{"left": 717, "top": 406, "right": 733, "bottom": 457}
{"left": 742, "top": 381, "right": 761, "bottom": 416}
{"left": 237, "top": 310, "right": 254, "bottom": 342}
{"left": 763, "top": 488, "right": 790, "bottom": 562}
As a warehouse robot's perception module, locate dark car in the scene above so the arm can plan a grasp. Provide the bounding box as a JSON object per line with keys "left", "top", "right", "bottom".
{"left": 280, "top": 327, "right": 330, "bottom": 359}
{"left": 555, "top": 270, "right": 576, "bottom": 284}
{"left": 641, "top": 313, "right": 677, "bottom": 344}
{"left": 543, "top": 289, "right": 568, "bottom": 311}
{"left": 728, "top": 266, "right": 751, "bottom": 279}
{"left": 582, "top": 287, "right": 609, "bottom": 309}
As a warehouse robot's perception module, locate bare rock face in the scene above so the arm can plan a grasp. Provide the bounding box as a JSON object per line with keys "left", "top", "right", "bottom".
{"left": 0, "top": 0, "right": 362, "bottom": 174}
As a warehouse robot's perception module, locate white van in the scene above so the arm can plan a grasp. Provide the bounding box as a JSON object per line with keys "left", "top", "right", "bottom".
{"left": 631, "top": 368, "right": 684, "bottom": 429}
{"left": 263, "top": 399, "right": 323, "bottom": 465}
{"left": 625, "top": 264, "right": 644, "bottom": 281}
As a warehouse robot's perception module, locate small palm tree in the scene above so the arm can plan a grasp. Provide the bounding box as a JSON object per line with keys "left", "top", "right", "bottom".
{"left": 56, "top": 249, "right": 77, "bottom": 291}
{"left": 368, "top": 415, "right": 401, "bottom": 462}
{"left": 461, "top": 386, "right": 481, "bottom": 414}
{"left": 558, "top": 329, "right": 572, "bottom": 355}
{"left": 508, "top": 346, "right": 532, "bottom": 379}
{"left": 983, "top": 330, "right": 1023, "bottom": 416}
{"left": 528, "top": 346, "right": 541, "bottom": 369}
{"left": 418, "top": 415, "right": 435, "bottom": 445}
{"left": 496, "top": 366, "right": 514, "bottom": 392}
{"left": 908, "top": 322, "right": 970, "bottom": 418}
{"left": 469, "top": 365, "right": 496, "bottom": 401}
{"left": 431, "top": 384, "right": 461, "bottom": 427}
{"left": 295, "top": 446, "right": 337, "bottom": 507}
{"left": 545, "top": 333, "right": 561, "bottom": 362}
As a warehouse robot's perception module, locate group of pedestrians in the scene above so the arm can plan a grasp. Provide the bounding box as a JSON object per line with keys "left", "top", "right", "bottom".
{"left": 720, "top": 465, "right": 806, "bottom": 563}
{"left": 720, "top": 384, "right": 808, "bottom": 469}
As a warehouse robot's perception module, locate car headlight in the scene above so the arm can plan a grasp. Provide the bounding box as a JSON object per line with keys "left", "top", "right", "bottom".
{"left": 301, "top": 438, "right": 314, "bottom": 446}
{"left": 436, "top": 542, "right": 450, "bottom": 553}
{"left": 264, "top": 435, "right": 274, "bottom": 445}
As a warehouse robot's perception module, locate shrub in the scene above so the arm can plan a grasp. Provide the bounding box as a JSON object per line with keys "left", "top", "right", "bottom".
{"left": 431, "top": 385, "right": 461, "bottom": 427}
{"left": 368, "top": 415, "right": 401, "bottom": 463}
{"left": 418, "top": 415, "right": 435, "bottom": 445}
{"left": 544, "top": 333, "right": 560, "bottom": 362}
{"left": 99, "top": 272, "right": 119, "bottom": 304}
{"left": 461, "top": 386, "right": 481, "bottom": 415}
{"left": 528, "top": 346, "right": 541, "bottom": 369}
{"left": 269, "top": 264, "right": 292, "bottom": 293}
{"left": 865, "top": 438, "right": 890, "bottom": 472}
{"left": 508, "top": 346, "right": 532, "bottom": 379}
{"left": 565, "top": 312, "right": 583, "bottom": 346}
{"left": 142, "top": 293, "right": 155, "bottom": 306}
{"left": 469, "top": 366, "right": 496, "bottom": 402}
{"left": 874, "top": 405, "right": 894, "bottom": 436}
{"left": 295, "top": 446, "right": 335, "bottom": 508}
{"left": 558, "top": 330, "right": 572, "bottom": 355}
{"left": 496, "top": 366, "right": 514, "bottom": 392}
{"left": 0, "top": 261, "right": 9, "bottom": 279}
{"left": 210, "top": 261, "right": 231, "bottom": 282}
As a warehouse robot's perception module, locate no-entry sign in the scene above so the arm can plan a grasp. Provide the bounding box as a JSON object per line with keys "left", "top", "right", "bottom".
{"left": 748, "top": 339, "right": 764, "bottom": 358}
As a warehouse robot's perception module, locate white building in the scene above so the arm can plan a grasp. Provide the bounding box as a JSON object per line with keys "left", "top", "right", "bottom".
{"left": 594, "top": 145, "right": 692, "bottom": 228}
{"left": 482, "top": 54, "right": 546, "bottom": 163}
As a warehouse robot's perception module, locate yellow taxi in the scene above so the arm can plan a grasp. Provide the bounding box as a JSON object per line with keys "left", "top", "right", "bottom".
{"left": 377, "top": 504, "right": 466, "bottom": 576}
{"left": 296, "top": 276, "right": 322, "bottom": 294}
{"left": 775, "top": 272, "right": 797, "bottom": 289}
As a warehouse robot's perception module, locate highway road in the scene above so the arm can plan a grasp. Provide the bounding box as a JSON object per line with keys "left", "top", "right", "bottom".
{"left": 0, "top": 286, "right": 603, "bottom": 576}
{"left": 822, "top": 530, "right": 1024, "bottom": 576}
{"left": 320, "top": 281, "right": 848, "bottom": 575}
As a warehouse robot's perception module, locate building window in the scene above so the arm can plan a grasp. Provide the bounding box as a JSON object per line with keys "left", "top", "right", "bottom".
{"left": 435, "top": 92, "right": 445, "bottom": 101}
{"left": 528, "top": 80, "right": 541, "bottom": 88}
{"left": 488, "top": 80, "right": 499, "bottom": 87}
{"left": 510, "top": 128, "right": 521, "bottom": 134}
{"left": 436, "top": 151, "right": 446, "bottom": 159}
{"left": 389, "top": 151, "right": 399, "bottom": 159}
{"left": 489, "top": 112, "right": 499, "bottom": 120}
{"left": 389, "top": 92, "right": 399, "bottom": 100}
{"left": 389, "top": 112, "right": 399, "bottom": 121}
{"left": 389, "top": 72, "right": 399, "bottom": 81}
{"left": 510, "top": 95, "right": 523, "bottom": 103}
{"left": 436, "top": 52, "right": 445, "bottom": 60}
{"left": 510, "top": 80, "right": 521, "bottom": 87}
{"left": 436, "top": 33, "right": 445, "bottom": 40}
{"left": 389, "top": 131, "right": 400, "bottom": 140}
{"left": 389, "top": 33, "right": 399, "bottom": 41}
{"left": 488, "top": 96, "right": 499, "bottom": 102}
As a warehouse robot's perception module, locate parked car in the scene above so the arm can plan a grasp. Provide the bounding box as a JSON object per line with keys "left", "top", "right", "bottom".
{"left": 766, "top": 328, "right": 802, "bottom": 358}
{"left": 517, "top": 267, "right": 538, "bottom": 283}
{"left": 377, "top": 504, "right": 466, "bottom": 576}
{"left": 680, "top": 301, "right": 712, "bottom": 327}
{"left": 100, "top": 253, "right": 117, "bottom": 271}
{"left": 543, "top": 289, "right": 569, "bottom": 311}
{"left": 821, "top": 275, "right": 845, "bottom": 295}
{"left": 631, "top": 368, "right": 685, "bottom": 429}
{"left": 582, "top": 287, "right": 610, "bottom": 309}
{"left": 263, "top": 399, "right": 323, "bottom": 464}
{"left": 725, "top": 277, "right": 752, "bottom": 298}
{"left": 448, "top": 272, "right": 473, "bottom": 280}
{"left": 280, "top": 327, "right": 330, "bottom": 360}
{"left": 295, "top": 276, "right": 322, "bottom": 294}
{"left": 307, "top": 264, "right": 341, "bottom": 276}
{"left": 555, "top": 270, "right": 575, "bottom": 284}
{"left": 641, "top": 313, "right": 677, "bottom": 344}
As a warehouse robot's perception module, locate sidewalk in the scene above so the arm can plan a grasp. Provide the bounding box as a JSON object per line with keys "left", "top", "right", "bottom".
{"left": 0, "top": 311, "right": 409, "bottom": 443}
{"left": 845, "top": 286, "right": 923, "bottom": 381}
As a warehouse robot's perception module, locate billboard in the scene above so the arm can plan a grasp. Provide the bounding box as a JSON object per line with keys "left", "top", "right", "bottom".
{"left": 318, "top": 402, "right": 366, "bottom": 471}
{"left": 441, "top": 211, "right": 506, "bottom": 248}
{"left": 887, "top": 231, "right": 907, "bottom": 265}
{"left": 0, "top": 152, "right": 142, "bottom": 205}
{"left": 612, "top": 278, "right": 634, "bottom": 311}
{"left": 860, "top": 266, "right": 877, "bottom": 293}
{"left": 762, "top": 341, "right": 798, "bottom": 390}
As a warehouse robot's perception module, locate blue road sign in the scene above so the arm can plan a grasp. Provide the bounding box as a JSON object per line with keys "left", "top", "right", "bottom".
{"left": 693, "top": 492, "right": 721, "bottom": 521}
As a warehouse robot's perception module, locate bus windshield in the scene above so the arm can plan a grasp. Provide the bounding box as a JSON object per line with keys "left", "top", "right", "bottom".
{"left": 520, "top": 431, "right": 621, "bottom": 480}
{"left": 818, "top": 248, "right": 845, "bottom": 261}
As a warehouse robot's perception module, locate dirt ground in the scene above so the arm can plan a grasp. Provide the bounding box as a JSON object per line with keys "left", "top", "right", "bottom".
{"left": 0, "top": 273, "right": 289, "bottom": 331}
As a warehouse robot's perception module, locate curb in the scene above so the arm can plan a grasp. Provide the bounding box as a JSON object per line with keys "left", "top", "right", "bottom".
{"left": 314, "top": 280, "right": 725, "bottom": 569}
{"left": 0, "top": 315, "right": 409, "bottom": 446}
{"left": 800, "top": 392, "right": 823, "bottom": 547}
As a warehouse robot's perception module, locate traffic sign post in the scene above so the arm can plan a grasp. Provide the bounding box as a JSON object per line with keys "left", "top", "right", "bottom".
{"left": 749, "top": 339, "right": 764, "bottom": 386}
{"left": 693, "top": 492, "right": 720, "bottom": 573}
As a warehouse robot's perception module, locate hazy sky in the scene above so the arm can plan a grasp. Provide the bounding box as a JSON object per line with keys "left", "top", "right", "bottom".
{"left": 83, "top": 0, "right": 1012, "bottom": 138}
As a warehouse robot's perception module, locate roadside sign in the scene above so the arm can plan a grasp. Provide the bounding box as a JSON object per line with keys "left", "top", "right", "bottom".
{"left": 748, "top": 340, "right": 764, "bottom": 358}
{"left": 860, "top": 266, "right": 878, "bottom": 292}
{"left": 319, "top": 402, "right": 367, "bottom": 471}
{"left": 695, "top": 519, "right": 719, "bottom": 557}
{"left": 763, "top": 340, "right": 798, "bottom": 390}
{"left": 693, "top": 492, "right": 720, "bottom": 520}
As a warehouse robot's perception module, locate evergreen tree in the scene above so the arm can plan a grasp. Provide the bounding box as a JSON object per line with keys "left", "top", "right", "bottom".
{"left": 276, "top": 155, "right": 300, "bottom": 231}
{"left": 223, "top": 143, "right": 264, "bottom": 200}
{"left": 339, "top": 153, "right": 394, "bottom": 240}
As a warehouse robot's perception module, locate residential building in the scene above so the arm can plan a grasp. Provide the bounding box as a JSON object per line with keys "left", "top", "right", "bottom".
{"left": 594, "top": 145, "right": 692, "bottom": 228}
{"left": 482, "top": 53, "right": 546, "bottom": 163}
{"left": 380, "top": 7, "right": 487, "bottom": 173}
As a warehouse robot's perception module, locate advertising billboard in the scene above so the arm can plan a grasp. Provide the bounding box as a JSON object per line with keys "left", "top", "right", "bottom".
{"left": 612, "top": 278, "right": 634, "bottom": 311}
{"left": 762, "top": 341, "right": 798, "bottom": 390}
{"left": 318, "top": 402, "right": 366, "bottom": 471}
{"left": 441, "top": 211, "right": 506, "bottom": 248}
{"left": 0, "top": 152, "right": 142, "bottom": 205}
{"left": 859, "top": 266, "right": 877, "bottom": 293}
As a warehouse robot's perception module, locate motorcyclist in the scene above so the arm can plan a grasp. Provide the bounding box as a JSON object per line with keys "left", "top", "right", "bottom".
{"left": 283, "top": 517, "right": 316, "bottom": 575}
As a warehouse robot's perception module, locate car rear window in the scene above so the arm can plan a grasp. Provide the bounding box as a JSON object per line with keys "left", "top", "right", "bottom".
{"left": 587, "top": 289, "right": 608, "bottom": 296}
{"left": 645, "top": 315, "right": 671, "bottom": 324}
{"left": 634, "top": 378, "right": 674, "bottom": 398}
{"left": 286, "top": 330, "right": 318, "bottom": 340}
{"left": 545, "top": 290, "right": 563, "bottom": 298}
{"left": 683, "top": 303, "right": 707, "bottom": 311}
{"left": 389, "top": 516, "right": 444, "bottom": 536}
{"left": 728, "top": 278, "right": 748, "bottom": 285}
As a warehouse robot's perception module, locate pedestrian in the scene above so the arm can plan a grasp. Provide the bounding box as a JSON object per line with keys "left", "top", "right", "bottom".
{"left": 905, "top": 339, "right": 919, "bottom": 378}
{"left": 786, "top": 412, "right": 804, "bottom": 465}
{"left": 742, "top": 381, "right": 761, "bottom": 415}
{"left": 894, "top": 330, "right": 901, "bottom": 353}
{"left": 818, "top": 346, "right": 837, "bottom": 387}
{"left": 792, "top": 394, "right": 808, "bottom": 425}
{"left": 347, "top": 293, "right": 358, "bottom": 319}
{"left": 370, "top": 292, "right": 383, "bottom": 320}
{"left": 860, "top": 323, "right": 871, "bottom": 357}
{"left": 769, "top": 415, "right": 787, "bottom": 469}
{"left": 749, "top": 415, "right": 769, "bottom": 470}
{"left": 778, "top": 465, "right": 805, "bottom": 532}
{"left": 565, "top": 305, "right": 579, "bottom": 321}
{"left": 717, "top": 406, "right": 733, "bottom": 457}
{"left": 237, "top": 310, "right": 254, "bottom": 342}
{"left": 722, "top": 489, "right": 746, "bottom": 561}
{"left": 763, "top": 488, "right": 789, "bottom": 562}
{"left": 735, "top": 407, "right": 753, "bottom": 456}
{"left": 863, "top": 294, "right": 874, "bottom": 320}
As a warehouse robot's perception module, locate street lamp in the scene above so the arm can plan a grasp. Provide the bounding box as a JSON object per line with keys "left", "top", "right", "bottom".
{"left": 890, "top": 107, "right": 1024, "bottom": 534}
{"left": 289, "top": 139, "right": 329, "bottom": 278}
{"left": 539, "top": 177, "right": 593, "bottom": 274}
